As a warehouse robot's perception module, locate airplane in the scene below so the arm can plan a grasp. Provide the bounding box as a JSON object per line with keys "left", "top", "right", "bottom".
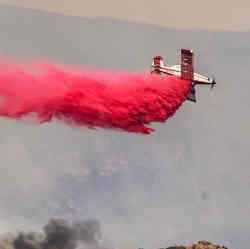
{"left": 151, "top": 49, "right": 216, "bottom": 102}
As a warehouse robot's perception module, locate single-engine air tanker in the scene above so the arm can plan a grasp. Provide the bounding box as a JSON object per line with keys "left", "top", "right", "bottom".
{"left": 151, "top": 49, "right": 216, "bottom": 102}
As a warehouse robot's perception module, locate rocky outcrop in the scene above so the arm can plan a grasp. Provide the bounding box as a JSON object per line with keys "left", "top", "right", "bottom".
{"left": 166, "top": 241, "right": 228, "bottom": 249}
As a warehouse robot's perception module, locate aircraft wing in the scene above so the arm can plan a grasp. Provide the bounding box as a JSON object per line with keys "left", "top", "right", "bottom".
{"left": 181, "top": 49, "right": 194, "bottom": 80}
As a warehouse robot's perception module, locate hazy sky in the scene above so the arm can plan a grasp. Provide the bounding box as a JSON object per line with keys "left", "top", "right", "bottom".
{"left": 0, "top": 4, "right": 249, "bottom": 249}
{"left": 1, "top": 0, "right": 250, "bottom": 31}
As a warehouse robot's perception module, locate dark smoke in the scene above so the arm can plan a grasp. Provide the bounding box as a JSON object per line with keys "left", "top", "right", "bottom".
{"left": 0, "top": 218, "right": 103, "bottom": 249}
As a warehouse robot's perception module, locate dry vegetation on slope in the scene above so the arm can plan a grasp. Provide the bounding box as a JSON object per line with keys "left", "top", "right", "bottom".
{"left": 167, "top": 241, "right": 228, "bottom": 249}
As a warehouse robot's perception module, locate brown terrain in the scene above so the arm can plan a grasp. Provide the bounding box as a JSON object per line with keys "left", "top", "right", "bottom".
{"left": 167, "top": 241, "right": 228, "bottom": 249}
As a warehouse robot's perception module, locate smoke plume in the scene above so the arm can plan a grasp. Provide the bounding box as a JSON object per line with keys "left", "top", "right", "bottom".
{"left": 0, "top": 60, "right": 190, "bottom": 134}
{"left": 0, "top": 218, "right": 104, "bottom": 249}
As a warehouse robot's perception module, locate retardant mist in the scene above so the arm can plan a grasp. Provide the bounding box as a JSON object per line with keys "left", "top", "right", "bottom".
{"left": 0, "top": 60, "right": 190, "bottom": 134}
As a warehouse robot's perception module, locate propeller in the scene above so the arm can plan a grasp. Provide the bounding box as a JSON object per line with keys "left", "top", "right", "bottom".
{"left": 210, "top": 78, "right": 216, "bottom": 90}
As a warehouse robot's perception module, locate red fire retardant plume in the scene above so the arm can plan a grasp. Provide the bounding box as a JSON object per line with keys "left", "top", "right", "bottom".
{"left": 0, "top": 60, "right": 190, "bottom": 134}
